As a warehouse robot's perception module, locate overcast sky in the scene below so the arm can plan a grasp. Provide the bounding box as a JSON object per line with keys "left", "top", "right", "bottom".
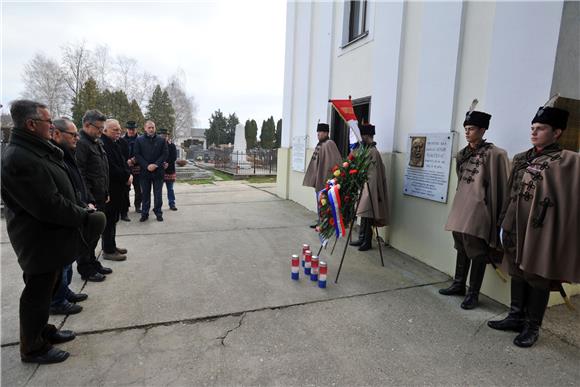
{"left": 1, "top": 0, "right": 286, "bottom": 127}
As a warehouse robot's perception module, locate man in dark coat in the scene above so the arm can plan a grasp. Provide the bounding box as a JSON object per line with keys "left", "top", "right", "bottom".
{"left": 488, "top": 102, "right": 579, "bottom": 348}
{"left": 118, "top": 133, "right": 131, "bottom": 222}
{"left": 159, "top": 128, "right": 178, "bottom": 211}
{"left": 134, "top": 120, "right": 168, "bottom": 222}
{"left": 124, "top": 121, "right": 142, "bottom": 213}
{"left": 441, "top": 105, "right": 509, "bottom": 309}
{"left": 1, "top": 100, "right": 105, "bottom": 364}
{"left": 75, "top": 110, "right": 113, "bottom": 281}
{"left": 349, "top": 124, "right": 389, "bottom": 251}
{"left": 100, "top": 119, "right": 132, "bottom": 261}
{"left": 303, "top": 123, "right": 342, "bottom": 228}
{"left": 49, "top": 118, "right": 92, "bottom": 316}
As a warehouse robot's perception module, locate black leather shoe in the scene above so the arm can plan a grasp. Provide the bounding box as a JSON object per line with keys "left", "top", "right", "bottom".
{"left": 139, "top": 215, "right": 148, "bottom": 222}
{"left": 513, "top": 323, "right": 540, "bottom": 348}
{"left": 439, "top": 282, "right": 466, "bottom": 296}
{"left": 50, "top": 301, "right": 82, "bottom": 315}
{"left": 48, "top": 330, "right": 76, "bottom": 344}
{"left": 461, "top": 292, "right": 479, "bottom": 309}
{"left": 156, "top": 214, "right": 164, "bottom": 222}
{"left": 349, "top": 240, "right": 363, "bottom": 247}
{"left": 66, "top": 292, "right": 88, "bottom": 303}
{"left": 21, "top": 347, "right": 70, "bottom": 364}
{"left": 120, "top": 215, "right": 131, "bottom": 222}
{"left": 487, "top": 315, "right": 525, "bottom": 332}
{"left": 358, "top": 243, "right": 372, "bottom": 251}
{"left": 135, "top": 207, "right": 141, "bottom": 213}
{"left": 96, "top": 266, "right": 113, "bottom": 275}
{"left": 170, "top": 206, "right": 178, "bottom": 211}
{"left": 82, "top": 272, "right": 106, "bottom": 282}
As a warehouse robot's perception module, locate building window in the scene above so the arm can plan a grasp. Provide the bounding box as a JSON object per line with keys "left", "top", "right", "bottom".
{"left": 331, "top": 97, "right": 371, "bottom": 157}
{"left": 343, "top": 1, "right": 368, "bottom": 47}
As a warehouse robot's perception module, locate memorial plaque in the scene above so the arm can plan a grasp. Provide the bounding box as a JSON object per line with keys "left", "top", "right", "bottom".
{"left": 403, "top": 133, "right": 454, "bottom": 203}
{"left": 292, "top": 135, "right": 307, "bottom": 172}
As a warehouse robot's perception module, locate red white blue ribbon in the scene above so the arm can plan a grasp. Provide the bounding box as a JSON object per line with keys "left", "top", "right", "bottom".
{"left": 327, "top": 185, "right": 346, "bottom": 238}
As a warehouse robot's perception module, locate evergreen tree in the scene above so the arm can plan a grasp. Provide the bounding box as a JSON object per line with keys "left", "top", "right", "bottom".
{"left": 146, "top": 85, "right": 176, "bottom": 135}
{"left": 260, "top": 116, "right": 276, "bottom": 149}
{"left": 205, "top": 109, "right": 228, "bottom": 147}
{"left": 275, "top": 118, "right": 282, "bottom": 148}
{"left": 245, "top": 119, "right": 258, "bottom": 150}
{"left": 71, "top": 77, "right": 101, "bottom": 127}
{"left": 225, "top": 113, "right": 239, "bottom": 145}
{"left": 128, "top": 99, "right": 145, "bottom": 130}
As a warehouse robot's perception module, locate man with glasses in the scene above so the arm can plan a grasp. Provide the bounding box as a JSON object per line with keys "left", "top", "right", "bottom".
{"left": 49, "top": 118, "right": 91, "bottom": 315}
{"left": 2, "top": 100, "right": 105, "bottom": 363}
{"left": 76, "top": 110, "right": 113, "bottom": 281}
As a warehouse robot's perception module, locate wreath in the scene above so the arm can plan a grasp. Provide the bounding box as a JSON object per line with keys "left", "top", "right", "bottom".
{"left": 317, "top": 144, "right": 371, "bottom": 242}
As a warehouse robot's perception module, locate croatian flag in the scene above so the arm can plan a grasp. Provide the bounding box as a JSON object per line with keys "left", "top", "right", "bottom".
{"left": 329, "top": 99, "right": 362, "bottom": 147}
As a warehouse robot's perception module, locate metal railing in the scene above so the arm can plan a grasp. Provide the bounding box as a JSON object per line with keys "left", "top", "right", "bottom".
{"left": 213, "top": 149, "right": 277, "bottom": 175}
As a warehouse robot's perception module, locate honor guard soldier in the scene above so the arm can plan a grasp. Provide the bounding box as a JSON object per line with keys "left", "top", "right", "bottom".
{"left": 488, "top": 99, "right": 579, "bottom": 348}
{"left": 349, "top": 123, "right": 389, "bottom": 251}
{"left": 303, "top": 123, "right": 342, "bottom": 228}
{"left": 441, "top": 102, "right": 510, "bottom": 309}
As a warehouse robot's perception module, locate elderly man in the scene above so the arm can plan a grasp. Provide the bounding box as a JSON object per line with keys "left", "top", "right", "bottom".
{"left": 134, "top": 120, "right": 168, "bottom": 222}
{"left": 488, "top": 102, "right": 579, "bottom": 348}
{"left": 1, "top": 100, "right": 105, "bottom": 363}
{"left": 350, "top": 123, "right": 389, "bottom": 251}
{"left": 303, "top": 123, "right": 342, "bottom": 228}
{"left": 49, "top": 118, "right": 92, "bottom": 315}
{"left": 100, "top": 119, "right": 131, "bottom": 261}
{"left": 441, "top": 106, "right": 509, "bottom": 309}
{"left": 76, "top": 110, "right": 113, "bottom": 281}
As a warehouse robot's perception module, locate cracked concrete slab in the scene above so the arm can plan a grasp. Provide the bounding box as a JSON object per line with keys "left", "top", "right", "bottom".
{"left": 2, "top": 286, "right": 578, "bottom": 386}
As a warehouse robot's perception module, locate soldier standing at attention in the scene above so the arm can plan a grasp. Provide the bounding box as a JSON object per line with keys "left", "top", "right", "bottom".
{"left": 349, "top": 123, "right": 389, "bottom": 251}
{"left": 441, "top": 101, "right": 510, "bottom": 309}
{"left": 303, "top": 123, "right": 342, "bottom": 228}
{"left": 488, "top": 99, "right": 579, "bottom": 348}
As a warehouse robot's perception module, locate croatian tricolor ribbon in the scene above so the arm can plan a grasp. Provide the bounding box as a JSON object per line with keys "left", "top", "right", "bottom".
{"left": 327, "top": 185, "right": 346, "bottom": 238}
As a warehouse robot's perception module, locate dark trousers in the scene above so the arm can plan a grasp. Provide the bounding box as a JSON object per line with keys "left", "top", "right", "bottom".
{"left": 141, "top": 176, "right": 163, "bottom": 215}
{"left": 20, "top": 270, "right": 61, "bottom": 356}
{"left": 77, "top": 208, "right": 106, "bottom": 277}
{"left": 132, "top": 174, "right": 142, "bottom": 210}
{"left": 50, "top": 264, "right": 72, "bottom": 307}
{"left": 102, "top": 203, "right": 119, "bottom": 254}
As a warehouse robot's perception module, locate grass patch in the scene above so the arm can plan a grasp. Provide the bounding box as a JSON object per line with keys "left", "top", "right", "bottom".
{"left": 213, "top": 170, "right": 234, "bottom": 181}
{"left": 182, "top": 178, "right": 215, "bottom": 185}
{"left": 246, "top": 176, "right": 276, "bottom": 184}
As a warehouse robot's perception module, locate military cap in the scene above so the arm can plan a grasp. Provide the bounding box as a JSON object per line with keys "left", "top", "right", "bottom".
{"left": 317, "top": 123, "right": 330, "bottom": 132}
{"left": 464, "top": 111, "right": 491, "bottom": 129}
{"left": 360, "top": 123, "right": 375, "bottom": 136}
{"left": 126, "top": 121, "right": 137, "bottom": 129}
{"left": 532, "top": 106, "right": 569, "bottom": 130}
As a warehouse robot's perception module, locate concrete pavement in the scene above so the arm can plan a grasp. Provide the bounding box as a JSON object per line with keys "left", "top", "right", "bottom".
{"left": 1, "top": 181, "right": 579, "bottom": 386}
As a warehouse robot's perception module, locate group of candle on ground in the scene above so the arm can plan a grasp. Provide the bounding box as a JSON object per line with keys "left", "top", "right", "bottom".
{"left": 291, "top": 244, "right": 327, "bottom": 288}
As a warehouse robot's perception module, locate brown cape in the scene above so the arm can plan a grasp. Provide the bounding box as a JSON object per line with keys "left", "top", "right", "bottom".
{"left": 445, "top": 143, "right": 510, "bottom": 250}
{"left": 510, "top": 149, "right": 580, "bottom": 283}
{"left": 302, "top": 139, "right": 342, "bottom": 192}
{"left": 357, "top": 144, "right": 389, "bottom": 227}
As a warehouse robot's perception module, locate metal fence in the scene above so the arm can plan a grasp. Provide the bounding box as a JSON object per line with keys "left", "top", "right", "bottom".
{"left": 214, "top": 149, "right": 277, "bottom": 175}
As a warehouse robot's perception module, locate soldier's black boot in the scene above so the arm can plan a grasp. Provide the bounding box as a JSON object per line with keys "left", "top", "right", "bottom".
{"left": 514, "top": 286, "right": 549, "bottom": 348}
{"left": 350, "top": 218, "right": 364, "bottom": 247}
{"left": 358, "top": 218, "right": 373, "bottom": 251}
{"left": 488, "top": 277, "right": 527, "bottom": 332}
{"left": 461, "top": 258, "right": 486, "bottom": 309}
{"left": 439, "top": 251, "right": 470, "bottom": 296}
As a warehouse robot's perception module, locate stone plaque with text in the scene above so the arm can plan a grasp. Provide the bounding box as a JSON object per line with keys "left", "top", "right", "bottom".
{"left": 403, "top": 133, "right": 454, "bottom": 203}
{"left": 292, "top": 135, "right": 307, "bottom": 173}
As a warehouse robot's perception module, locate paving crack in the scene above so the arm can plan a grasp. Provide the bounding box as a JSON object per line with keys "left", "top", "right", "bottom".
{"left": 23, "top": 364, "right": 40, "bottom": 387}
{"left": 216, "top": 312, "right": 246, "bottom": 346}
{"left": 1, "top": 280, "right": 447, "bottom": 348}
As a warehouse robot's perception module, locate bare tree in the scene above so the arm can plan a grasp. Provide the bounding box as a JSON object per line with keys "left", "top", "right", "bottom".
{"left": 166, "top": 70, "right": 198, "bottom": 139}
{"left": 114, "top": 55, "right": 138, "bottom": 93}
{"left": 61, "top": 41, "right": 94, "bottom": 107}
{"left": 21, "top": 53, "right": 70, "bottom": 116}
{"left": 92, "top": 44, "right": 112, "bottom": 91}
